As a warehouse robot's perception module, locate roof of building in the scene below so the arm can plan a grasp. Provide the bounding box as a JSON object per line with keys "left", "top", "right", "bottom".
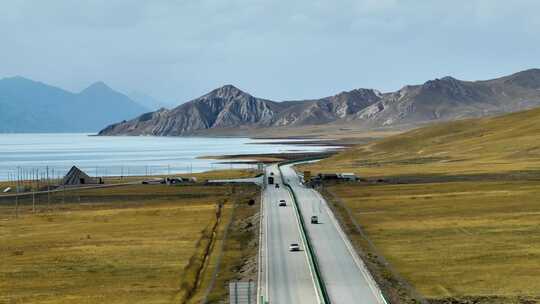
{"left": 62, "top": 166, "right": 96, "bottom": 185}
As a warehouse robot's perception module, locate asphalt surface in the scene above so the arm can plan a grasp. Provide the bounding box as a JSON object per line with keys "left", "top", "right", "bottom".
{"left": 207, "top": 176, "right": 263, "bottom": 185}
{"left": 280, "top": 164, "right": 386, "bottom": 304}
{"left": 261, "top": 164, "right": 319, "bottom": 304}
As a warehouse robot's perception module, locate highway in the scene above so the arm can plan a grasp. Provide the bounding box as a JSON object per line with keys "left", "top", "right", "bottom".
{"left": 259, "top": 164, "right": 319, "bottom": 304}
{"left": 280, "top": 164, "right": 386, "bottom": 304}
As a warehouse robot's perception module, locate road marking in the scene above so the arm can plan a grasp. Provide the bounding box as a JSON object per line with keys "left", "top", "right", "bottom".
{"left": 285, "top": 183, "right": 322, "bottom": 304}
{"left": 313, "top": 189, "right": 388, "bottom": 304}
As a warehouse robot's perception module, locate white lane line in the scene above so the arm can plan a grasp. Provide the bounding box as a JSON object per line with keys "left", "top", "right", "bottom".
{"left": 257, "top": 175, "right": 267, "bottom": 304}
{"left": 265, "top": 168, "right": 271, "bottom": 302}
{"left": 282, "top": 167, "right": 323, "bottom": 304}
{"left": 314, "top": 190, "right": 388, "bottom": 304}
{"left": 264, "top": 189, "right": 270, "bottom": 301}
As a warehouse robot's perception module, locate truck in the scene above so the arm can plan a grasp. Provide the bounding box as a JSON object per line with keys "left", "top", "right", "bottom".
{"left": 268, "top": 176, "right": 274, "bottom": 185}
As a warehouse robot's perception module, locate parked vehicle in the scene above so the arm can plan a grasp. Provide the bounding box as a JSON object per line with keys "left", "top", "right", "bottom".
{"left": 289, "top": 243, "right": 300, "bottom": 252}
{"left": 311, "top": 216, "right": 318, "bottom": 224}
{"left": 142, "top": 178, "right": 165, "bottom": 185}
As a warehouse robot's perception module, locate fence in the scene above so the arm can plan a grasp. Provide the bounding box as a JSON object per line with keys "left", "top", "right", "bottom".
{"left": 1, "top": 163, "right": 259, "bottom": 184}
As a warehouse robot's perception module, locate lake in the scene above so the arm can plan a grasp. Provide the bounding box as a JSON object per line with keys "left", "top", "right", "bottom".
{"left": 0, "top": 133, "right": 336, "bottom": 181}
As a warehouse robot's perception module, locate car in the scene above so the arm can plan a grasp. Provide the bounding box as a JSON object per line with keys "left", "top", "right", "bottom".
{"left": 275, "top": 183, "right": 280, "bottom": 188}
{"left": 270, "top": 172, "right": 274, "bottom": 176}
{"left": 279, "top": 200, "right": 286, "bottom": 207}
{"left": 289, "top": 243, "right": 300, "bottom": 252}
{"left": 311, "top": 215, "right": 318, "bottom": 224}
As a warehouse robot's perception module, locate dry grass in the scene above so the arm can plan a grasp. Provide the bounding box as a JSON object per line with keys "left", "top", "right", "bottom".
{"left": 305, "top": 107, "right": 540, "bottom": 177}
{"left": 327, "top": 181, "right": 540, "bottom": 301}
{"left": 0, "top": 183, "right": 258, "bottom": 304}
{"left": 198, "top": 192, "right": 260, "bottom": 303}
{"left": 303, "top": 107, "right": 540, "bottom": 302}
{"left": 101, "top": 168, "right": 260, "bottom": 184}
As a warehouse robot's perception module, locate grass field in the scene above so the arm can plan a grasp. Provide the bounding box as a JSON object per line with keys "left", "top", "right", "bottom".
{"left": 303, "top": 108, "right": 540, "bottom": 303}
{"left": 0, "top": 182, "right": 259, "bottom": 304}
{"left": 103, "top": 168, "right": 260, "bottom": 184}
{"left": 305, "top": 107, "right": 540, "bottom": 178}
{"left": 326, "top": 181, "right": 540, "bottom": 303}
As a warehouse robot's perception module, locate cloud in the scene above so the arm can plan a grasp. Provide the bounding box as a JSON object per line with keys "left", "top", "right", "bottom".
{"left": 0, "top": 0, "right": 539, "bottom": 102}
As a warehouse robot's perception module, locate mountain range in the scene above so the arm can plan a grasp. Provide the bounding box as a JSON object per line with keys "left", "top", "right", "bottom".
{"left": 0, "top": 77, "right": 149, "bottom": 133}
{"left": 99, "top": 69, "right": 540, "bottom": 136}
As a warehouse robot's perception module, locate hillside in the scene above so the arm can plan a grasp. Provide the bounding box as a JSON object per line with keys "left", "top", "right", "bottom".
{"left": 307, "top": 106, "right": 540, "bottom": 177}
{"left": 0, "top": 77, "right": 149, "bottom": 133}
{"left": 302, "top": 100, "right": 540, "bottom": 304}
{"left": 99, "top": 69, "right": 540, "bottom": 136}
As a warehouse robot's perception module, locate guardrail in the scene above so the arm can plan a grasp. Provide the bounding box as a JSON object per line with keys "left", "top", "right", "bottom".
{"left": 280, "top": 158, "right": 392, "bottom": 304}
{"left": 277, "top": 162, "right": 331, "bottom": 304}
{"left": 257, "top": 171, "right": 266, "bottom": 304}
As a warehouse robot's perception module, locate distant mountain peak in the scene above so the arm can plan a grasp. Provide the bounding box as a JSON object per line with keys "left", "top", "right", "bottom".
{"left": 97, "top": 68, "right": 540, "bottom": 137}
{"left": 502, "top": 68, "right": 540, "bottom": 89}
{"left": 440, "top": 76, "right": 459, "bottom": 82}
{"left": 1, "top": 76, "right": 42, "bottom": 85}
{"left": 0, "top": 77, "right": 148, "bottom": 133}
{"left": 206, "top": 84, "right": 250, "bottom": 99}
{"left": 3, "top": 75, "right": 31, "bottom": 81}
{"left": 83, "top": 81, "right": 112, "bottom": 93}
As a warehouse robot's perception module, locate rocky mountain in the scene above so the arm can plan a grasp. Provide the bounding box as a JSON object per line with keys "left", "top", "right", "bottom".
{"left": 354, "top": 69, "right": 540, "bottom": 127}
{"left": 99, "top": 69, "right": 540, "bottom": 136}
{"left": 0, "top": 77, "right": 149, "bottom": 133}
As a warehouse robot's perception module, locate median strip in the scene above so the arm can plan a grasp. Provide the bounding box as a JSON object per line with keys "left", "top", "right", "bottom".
{"left": 278, "top": 163, "right": 331, "bottom": 304}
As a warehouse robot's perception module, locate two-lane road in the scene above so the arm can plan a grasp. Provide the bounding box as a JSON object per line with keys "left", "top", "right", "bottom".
{"left": 261, "top": 165, "right": 319, "bottom": 303}
{"left": 280, "top": 164, "right": 386, "bottom": 304}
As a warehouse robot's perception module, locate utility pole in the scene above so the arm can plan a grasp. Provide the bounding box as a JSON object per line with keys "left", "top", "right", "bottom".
{"left": 15, "top": 167, "right": 20, "bottom": 219}
{"left": 62, "top": 180, "right": 66, "bottom": 206}
{"left": 32, "top": 168, "right": 36, "bottom": 213}
{"left": 46, "top": 166, "right": 50, "bottom": 211}
{"left": 36, "top": 169, "right": 41, "bottom": 209}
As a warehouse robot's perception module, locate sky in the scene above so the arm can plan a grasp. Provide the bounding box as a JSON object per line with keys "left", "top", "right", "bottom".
{"left": 1, "top": 0, "right": 539, "bottom": 105}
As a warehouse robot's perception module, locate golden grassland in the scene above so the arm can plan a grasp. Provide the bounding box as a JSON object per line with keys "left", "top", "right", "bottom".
{"left": 304, "top": 108, "right": 540, "bottom": 302}
{"left": 0, "top": 182, "right": 259, "bottom": 304}
{"left": 327, "top": 182, "right": 540, "bottom": 302}
{"left": 188, "top": 191, "right": 259, "bottom": 303}
{"left": 93, "top": 168, "right": 260, "bottom": 185}
{"left": 304, "top": 107, "right": 540, "bottom": 177}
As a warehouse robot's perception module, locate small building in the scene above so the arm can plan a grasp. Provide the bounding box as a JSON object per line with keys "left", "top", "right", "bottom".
{"left": 62, "top": 166, "right": 101, "bottom": 185}
{"left": 317, "top": 173, "right": 339, "bottom": 180}
{"left": 312, "top": 172, "right": 358, "bottom": 183}
{"left": 338, "top": 173, "right": 358, "bottom": 181}
{"left": 165, "top": 176, "right": 197, "bottom": 185}
{"left": 142, "top": 178, "right": 165, "bottom": 185}
{"left": 166, "top": 177, "right": 182, "bottom": 184}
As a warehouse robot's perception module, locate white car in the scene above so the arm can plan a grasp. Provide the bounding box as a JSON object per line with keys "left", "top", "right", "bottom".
{"left": 289, "top": 243, "right": 300, "bottom": 252}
